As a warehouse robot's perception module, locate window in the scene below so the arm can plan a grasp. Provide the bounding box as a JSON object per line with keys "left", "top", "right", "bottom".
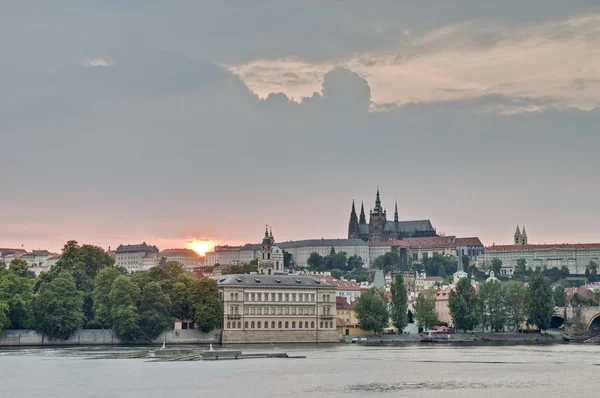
{"left": 257, "top": 293, "right": 261, "bottom": 302}
{"left": 232, "top": 322, "right": 236, "bottom": 329}
{"left": 285, "top": 321, "right": 289, "bottom": 328}
{"left": 311, "top": 321, "right": 315, "bottom": 328}
{"left": 251, "top": 307, "right": 255, "bottom": 315}
{"left": 251, "top": 321, "right": 255, "bottom": 328}
{"left": 329, "top": 321, "right": 333, "bottom": 328}
{"left": 278, "top": 306, "right": 282, "bottom": 315}
{"left": 251, "top": 293, "right": 255, "bottom": 301}
{"left": 271, "top": 293, "right": 275, "bottom": 301}
{"left": 278, "top": 321, "right": 282, "bottom": 328}
{"left": 311, "top": 294, "right": 315, "bottom": 302}
{"left": 235, "top": 293, "right": 239, "bottom": 301}
{"left": 230, "top": 293, "right": 234, "bottom": 300}
{"left": 244, "top": 306, "right": 249, "bottom": 315}
{"left": 299, "top": 321, "right": 303, "bottom": 328}
{"left": 323, "top": 294, "right": 326, "bottom": 302}
{"left": 292, "top": 321, "right": 296, "bottom": 328}
{"left": 285, "top": 293, "right": 290, "bottom": 301}
{"left": 305, "top": 321, "right": 309, "bottom": 329}
{"left": 230, "top": 306, "right": 233, "bottom": 314}
{"left": 284, "top": 307, "right": 289, "bottom": 315}
{"left": 298, "top": 307, "right": 303, "bottom": 315}
{"left": 272, "top": 321, "right": 276, "bottom": 329}
{"left": 245, "top": 321, "right": 248, "bottom": 328}
{"left": 227, "top": 321, "right": 231, "bottom": 328}
{"left": 320, "top": 321, "right": 323, "bottom": 328}
{"left": 257, "top": 321, "right": 261, "bottom": 328}
{"left": 264, "top": 321, "right": 268, "bottom": 329}
{"left": 278, "top": 293, "right": 283, "bottom": 301}
{"left": 237, "top": 322, "right": 241, "bottom": 329}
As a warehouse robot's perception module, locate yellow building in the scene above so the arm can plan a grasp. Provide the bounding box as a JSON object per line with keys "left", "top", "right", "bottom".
{"left": 336, "top": 297, "right": 363, "bottom": 336}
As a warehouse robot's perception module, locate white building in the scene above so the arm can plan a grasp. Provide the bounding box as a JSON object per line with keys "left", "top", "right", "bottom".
{"left": 258, "top": 227, "right": 284, "bottom": 275}
{"left": 115, "top": 242, "right": 159, "bottom": 272}
{"left": 159, "top": 248, "right": 203, "bottom": 270}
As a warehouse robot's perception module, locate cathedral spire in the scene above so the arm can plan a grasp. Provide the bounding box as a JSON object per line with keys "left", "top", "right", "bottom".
{"left": 351, "top": 199, "right": 357, "bottom": 216}
{"left": 265, "top": 225, "right": 269, "bottom": 238}
{"left": 394, "top": 200, "right": 399, "bottom": 222}
{"left": 348, "top": 200, "right": 359, "bottom": 239}
{"left": 373, "top": 186, "right": 383, "bottom": 214}
{"left": 359, "top": 201, "right": 366, "bottom": 224}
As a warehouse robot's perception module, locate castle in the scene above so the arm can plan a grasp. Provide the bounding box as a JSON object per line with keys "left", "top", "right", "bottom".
{"left": 348, "top": 188, "right": 437, "bottom": 242}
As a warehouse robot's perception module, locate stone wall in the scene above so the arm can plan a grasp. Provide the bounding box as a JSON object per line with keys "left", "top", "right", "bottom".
{"left": 0, "top": 329, "right": 220, "bottom": 347}
{"left": 222, "top": 329, "right": 340, "bottom": 344}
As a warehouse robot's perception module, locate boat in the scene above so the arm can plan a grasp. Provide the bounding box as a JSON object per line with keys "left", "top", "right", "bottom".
{"left": 562, "top": 334, "right": 575, "bottom": 342}
{"left": 420, "top": 330, "right": 450, "bottom": 343}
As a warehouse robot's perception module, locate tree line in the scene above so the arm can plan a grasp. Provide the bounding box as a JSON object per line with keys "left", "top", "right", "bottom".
{"left": 0, "top": 241, "right": 223, "bottom": 341}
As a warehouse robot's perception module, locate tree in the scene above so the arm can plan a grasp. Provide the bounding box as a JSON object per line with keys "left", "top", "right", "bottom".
{"left": 0, "top": 302, "right": 10, "bottom": 334}
{"left": 503, "top": 281, "right": 528, "bottom": 331}
{"left": 283, "top": 250, "right": 293, "bottom": 269}
{"left": 149, "top": 260, "right": 185, "bottom": 281}
{"left": 91, "top": 267, "right": 125, "bottom": 328}
{"left": 171, "top": 274, "right": 195, "bottom": 320}
{"left": 390, "top": 274, "right": 408, "bottom": 331}
{"left": 138, "top": 282, "right": 172, "bottom": 341}
{"left": 587, "top": 261, "right": 598, "bottom": 283}
{"left": 423, "top": 254, "right": 458, "bottom": 277}
{"left": 222, "top": 263, "right": 258, "bottom": 275}
{"left": 0, "top": 271, "right": 35, "bottom": 329}
{"left": 9, "top": 259, "right": 29, "bottom": 278}
{"left": 34, "top": 273, "right": 85, "bottom": 338}
{"left": 528, "top": 273, "right": 554, "bottom": 331}
{"left": 491, "top": 258, "right": 503, "bottom": 276}
{"left": 346, "top": 255, "right": 364, "bottom": 271}
{"left": 373, "top": 252, "right": 401, "bottom": 274}
{"left": 330, "top": 269, "right": 343, "bottom": 279}
{"left": 513, "top": 258, "right": 529, "bottom": 281}
{"left": 449, "top": 277, "right": 479, "bottom": 333}
{"left": 188, "top": 278, "right": 223, "bottom": 333}
{"left": 553, "top": 285, "right": 567, "bottom": 307}
{"left": 477, "top": 280, "right": 506, "bottom": 332}
{"left": 354, "top": 287, "right": 389, "bottom": 334}
{"left": 414, "top": 293, "right": 437, "bottom": 330}
{"left": 307, "top": 252, "right": 323, "bottom": 270}
{"left": 109, "top": 275, "right": 141, "bottom": 341}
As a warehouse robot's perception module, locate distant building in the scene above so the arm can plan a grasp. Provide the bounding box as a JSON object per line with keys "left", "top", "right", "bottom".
{"left": 258, "top": 226, "right": 284, "bottom": 275}
{"left": 115, "top": 242, "right": 159, "bottom": 272}
{"left": 336, "top": 296, "right": 361, "bottom": 336}
{"left": 434, "top": 287, "right": 454, "bottom": 326}
{"left": 216, "top": 274, "right": 338, "bottom": 343}
{"left": 159, "top": 248, "right": 203, "bottom": 270}
{"left": 481, "top": 227, "right": 600, "bottom": 275}
{"left": 19, "top": 250, "right": 55, "bottom": 267}
{"left": 348, "top": 188, "right": 437, "bottom": 241}
{"left": 312, "top": 275, "right": 362, "bottom": 302}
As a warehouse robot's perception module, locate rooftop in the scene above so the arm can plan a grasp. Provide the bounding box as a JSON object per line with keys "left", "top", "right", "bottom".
{"left": 214, "top": 274, "right": 335, "bottom": 288}
{"left": 487, "top": 243, "right": 600, "bottom": 251}
{"left": 115, "top": 242, "right": 159, "bottom": 254}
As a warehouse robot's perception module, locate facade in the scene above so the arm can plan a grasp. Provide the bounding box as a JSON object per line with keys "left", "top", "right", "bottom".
{"left": 1, "top": 249, "right": 59, "bottom": 269}
{"left": 159, "top": 248, "right": 203, "bottom": 270}
{"left": 312, "top": 275, "right": 362, "bottom": 302}
{"left": 335, "top": 296, "right": 361, "bottom": 336}
{"left": 481, "top": 228, "right": 600, "bottom": 275}
{"left": 217, "top": 274, "right": 339, "bottom": 343}
{"left": 434, "top": 287, "right": 454, "bottom": 326}
{"left": 348, "top": 188, "right": 437, "bottom": 242}
{"left": 205, "top": 246, "right": 244, "bottom": 266}
{"left": 115, "top": 242, "right": 159, "bottom": 272}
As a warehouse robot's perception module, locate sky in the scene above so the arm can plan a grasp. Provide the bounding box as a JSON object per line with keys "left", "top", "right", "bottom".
{"left": 2, "top": 1, "right": 600, "bottom": 255}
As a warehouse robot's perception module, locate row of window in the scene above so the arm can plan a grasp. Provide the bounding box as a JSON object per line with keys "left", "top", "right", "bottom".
{"left": 226, "top": 320, "right": 334, "bottom": 329}
{"left": 230, "top": 305, "right": 334, "bottom": 316}
{"left": 229, "top": 292, "right": 333, "bottom": 303}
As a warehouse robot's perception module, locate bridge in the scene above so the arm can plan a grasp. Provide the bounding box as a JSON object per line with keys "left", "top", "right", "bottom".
{"left": 552, "top": 306, "right": 600, "bottom": 336}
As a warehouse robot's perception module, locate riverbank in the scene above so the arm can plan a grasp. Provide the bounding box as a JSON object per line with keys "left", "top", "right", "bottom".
{"left": 341, "top": 331, "right": 562, "bottom": 345}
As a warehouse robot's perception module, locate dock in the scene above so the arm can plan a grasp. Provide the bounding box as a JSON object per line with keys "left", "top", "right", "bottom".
{"left": 86, "top": 349, "right": 304, "bottom": 362}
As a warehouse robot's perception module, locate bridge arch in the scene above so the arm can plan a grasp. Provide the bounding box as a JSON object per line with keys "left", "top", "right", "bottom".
{"left": 587, "top": 312, "right": 600, "bottom": 335}
{"left": 550, "top": 315, "right": 565, "bottom": 329}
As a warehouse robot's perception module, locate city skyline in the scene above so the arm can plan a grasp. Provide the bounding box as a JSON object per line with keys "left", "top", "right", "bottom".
{"left": 2, "top": 2, "right": 600, "bottom": 254}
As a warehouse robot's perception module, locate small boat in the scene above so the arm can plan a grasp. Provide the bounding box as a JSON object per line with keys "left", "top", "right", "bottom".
{"left": 562, "top": 334, "right": 575, "bottom": 342}
{"left": 420, "top": 330, "right": 450, "bottom": 343}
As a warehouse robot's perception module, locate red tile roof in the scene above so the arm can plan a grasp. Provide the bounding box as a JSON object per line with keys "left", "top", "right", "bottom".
{"left": 401, "top": 236, "right": 456, "bottom": 249}
{"left": 336, "top": 318, "right": 347, "bottom": 327}
{"left": 487, "top": 243, "right": 600, "bottom": 251}
{"left": 454, "top": 237, "right": 483, "bottom": 246}
{"left": 336, "top": 296, "right": 354, "bottom": 309}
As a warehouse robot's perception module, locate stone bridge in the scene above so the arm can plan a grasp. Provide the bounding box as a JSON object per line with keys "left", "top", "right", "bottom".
{"left": 553, "top": 306, "right": 600, "bottom": 336}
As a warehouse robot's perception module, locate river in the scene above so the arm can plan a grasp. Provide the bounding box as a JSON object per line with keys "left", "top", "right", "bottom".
{"left": 1, "top": 343, "right": 598, "bottom": 397}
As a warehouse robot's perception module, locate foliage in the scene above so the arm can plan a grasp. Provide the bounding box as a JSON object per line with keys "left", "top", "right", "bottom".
{"left": 553, "top": 286, "right": 568, "bottom": 307}
{"left": 330, "top": 269, "right": 343, "bottom": 279}
{"left": 586, "top": 261, "right": 598, "bottom": 283}
{"left": 307, "top": 252, "right": 323, "bottom": 269}
{"left": 542, "top": 267, "right": 567, "bottom": 283}
{"left": 354, "top": 287, "right": 389, "bottom": 334}
{"left": 0, "top": 302, "right": 10, "bottom": 334}
{"left": 221, "top": 263, "right": 258, "bottom": 275}
{"left": 8, "top": 259, "right": 30, "bottom": 278}
{"left": 491, "top": 259, "right": 503, "bottom": 276}
{"left": 0, "top": 270, "right": 35, "bottom": 329}
{"left": 503, "top": 281, "right": 529, "bottom": 331}
{"left": 307, "top": 251, "right": 353, "bottom": 272}
{"left": 373, "top": 252, "right": 401, "bottom": 274}
{"left": 390, "top": 274, "right": 408, "bottom": 331}
{"left": 149, "top": 260, "right": 184, "bottom": 281}
{"left": 572, "top": 293, "right": 598, "bottom": 307}
{"left": 138, "top": 282, "right": 172, "bottom": 341}
{"left": 407, "top": 309, "right": 414, "bottom": 323}
{"left": 347, "top": 255, "right": 364, "bottom": 270}
{"left": 109, "top": 275, "right": 142, "bottom": 341}
{"left": 513, "top": 258, "right": 530, "bottom": 281}
{"left": 448, "top": 278, "right": 479, "bottom": 333}
{"left": 188, "top": 278, "right": 223, "bottom": 333}
{"left": 528, "top": 273, "right": 554, "bottom": 331}
{"left": 91, "top": 267, "right": 125, "bottom": 328}
{"left": 476, "top": 280, "right": 507, "bottom": 332}
{"left": 34, "top": 273, "right": 85, "bottom": 338}
{"left": 423, "top": 254, "right": 458, "bottom": 277}
{"left": 414, "top": 293, "right": 437, "bottom": 330}
{"left": 129, "top": 270, "right": 153, "bottom": 290}
{"left": 342, "top": 267, "right": 371, "bottom": 283}
{"left": 283, "top": 250, "right": 293, "bottom": 269}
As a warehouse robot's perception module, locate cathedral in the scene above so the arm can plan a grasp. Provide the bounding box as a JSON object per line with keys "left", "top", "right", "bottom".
{"left": 348, "top": 188, "right": 437, "bottom": 242}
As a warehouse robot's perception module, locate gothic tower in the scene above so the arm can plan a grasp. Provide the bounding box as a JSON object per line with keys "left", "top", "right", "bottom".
{"left": 394, "top": 200, "right": 399, "bottom": 223}
{"left": 521, "top": 225, "right": 528, "bottom": 245}
{"left": 359, "top": 201, "right": 366, "bottom": 224}
{"left": 514, "top": 225, "right": 522, "bottom": 245}
{"left": 369, "top": 187, "right": 387, "bottom": 241}
{"left": 348, "top": 200, "right": 359, "bottom": 239}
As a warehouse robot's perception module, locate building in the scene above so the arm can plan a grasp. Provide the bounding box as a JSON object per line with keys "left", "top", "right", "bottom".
{"left": 217, "top": 274, "right": 339, "bottom": 343}
{"left": 335, "top": 296, "right": 361, "bottom": 336}
{"left": 115, "top": 242, "right": 159, "bottom": 272}
{"left": 481, "top": 227, "right": 600, "bottom": 276}
{"left": 159, "top": 248, "right": 203, "bottom": 270}
{"left": 434, "top": 287, "right": 454, "bottom": 326}
{"left": 312, "top": 275, "right": 362, "bottom": 302}
{"left": 348, "top": 188, "right": 437, "bottom": 242}
{"left": 258, "top": 226, "right": 284, "bottom": 275}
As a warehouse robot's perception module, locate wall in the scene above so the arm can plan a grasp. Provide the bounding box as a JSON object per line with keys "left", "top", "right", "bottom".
{"left": 222, "top": 329, "right": 339, "bottom": 344}
{"left": 0, "top": 329, "right": 220, "bottom": 347}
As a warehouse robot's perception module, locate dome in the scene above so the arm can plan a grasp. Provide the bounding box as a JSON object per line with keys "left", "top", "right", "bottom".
{"left": 271, "top": 246, "right": 283, "bottom": 255}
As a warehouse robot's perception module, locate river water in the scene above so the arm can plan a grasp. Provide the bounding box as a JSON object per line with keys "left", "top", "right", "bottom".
{"left": 1, "top": 343, "right": 598, "bottom": 397}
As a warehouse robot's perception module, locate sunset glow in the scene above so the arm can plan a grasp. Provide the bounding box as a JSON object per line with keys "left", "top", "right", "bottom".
{"left": 187, "top": 240, "right": 216, "bottom": 256}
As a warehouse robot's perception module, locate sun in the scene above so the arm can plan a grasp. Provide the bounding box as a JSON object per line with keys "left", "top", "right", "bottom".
{"left": 187, "top": 240, "right": 215, "bottom": 256}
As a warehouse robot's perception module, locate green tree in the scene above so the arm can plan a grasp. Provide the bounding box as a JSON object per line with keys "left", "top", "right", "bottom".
{"left": 222, "top": 263, "right": 258, "bottom": 275}
{"left": 109, "top": 275, "right": 141, "bottom": 341}
{"left": 330, "top": 269, "right": 343, "bottom": 279}
{"left": 0, "top": 302, "right": 10, "bottom": 334}
{"left": 449, "top": 277, "right": 479, "bottom": 333}
{"left": 491, "top": 258, "right": 503, "bottom": 276}
{"left": 390, "top": 274, "right": 408, "bottom": 331}
{"left": 283, "top": 250, "right": 293, "bottom": 269}
{"left": 553, "top": 285, "right": 567, "bottom": 307}
{"left": 307, "top": 252, "right": 323, "bottom": 270}
{"left": 513, "top": 258, "right": 529, "bottom": 281}
{"left": 503, "top": 281, "right": 528, "bottom": 331}
{"left": 414, "top": 293, "right": 438, "bottom": 330}
{"left": 91, "top": 267, "right": 125, "bottom": 328}
{"left": 34, "top": 273, "right": 84, "bottom": 338}
{"left": 138, "top": 282, "right": 172, "bottom": 341}
{"left": 346, "top": 255, "right": 364, "bottom": 271}
{"left": 0, "top": 271, "right": 35, "bottom": 329}
{"left": 171, "top": 274, "right": 195, "bottom": 320}
{"left": 188, "top": 278, "right": 223, "bottom": 333}
{"left": 149, "top": 260, "right": 185, "bottom": 281}
{"left": 423, "top": 254, "right": 458, "bottom": 277}
{"left": 373, "top": 252, "right": 401, "bottom": 274}
{"left": 354, "top": 287, "right": 389, "bottom": 334}
{"left": 559, "top": 266, "right": 570, "bottom": 279}
{"left": 477, "top": 280, "right": 506, "bottom": 332}
{"left": 587, "top": 261, "right": 598, "bottom": 283}
{"left": 129, "top": 270, "right": 153, "bottom": 291}
{"left": 528, "top": 273, "right": 554, "bottom": 331}
{"left": 9, "top": 258, "right": 29, "bottom": 278}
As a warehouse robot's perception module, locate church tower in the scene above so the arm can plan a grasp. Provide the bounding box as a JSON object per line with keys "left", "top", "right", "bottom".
{"left": 521, "top": 225, "right": 528, "bottom": 245}
{"left": 369, "top": 187, "right": 387, "bottom": 241}
{"left": 514, "top": 225, "right": 522, "bottom": 245}
{"left": 259, "top": 226, "right": 284, "bottom": 275}
{"left": 359, "top": 201, "right": 366, "bottom": 224}
{"left": 348, "top": 200, "right": 359, "bottom": 239}
{"left": 394, "top": 200, "right": 399, "bottom": 223}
